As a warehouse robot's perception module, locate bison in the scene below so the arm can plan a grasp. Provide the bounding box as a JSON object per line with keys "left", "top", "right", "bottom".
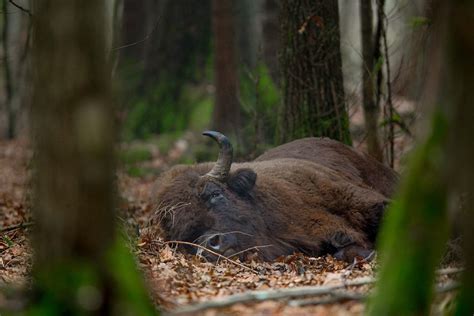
{"left": 152, "top": 131, "right": 398, "bottom": 262}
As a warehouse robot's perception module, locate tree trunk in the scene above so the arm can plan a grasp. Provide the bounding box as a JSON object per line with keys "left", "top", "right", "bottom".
{"left": 366, "top": 114, "right": 449, "bottom": 316}
{"left": 359, "top": 0, "right": 383, "bottom": 162}
{"left": 235, "top": 0, "right": 260, "bottom": 70}
{"left": 121, "top": 0, "right": 212, "bottom": 137}
{"left": 2, "top": 0, "right": 14, "bottom": 139}
{"left": 262, "top": 0, "right": 280, "bottom": 85}
{"left": 120, "top": 0, "right": 149, "bottom": 62}
{"left": 212, "top": 0, "right": 241, "bottom": 137}
{"left": 278, "top": 0, "right": 351, "bottom": 145}
{"left": 367, "top": 1, "right": 474, "bottom": 314}
{"left": 30, "top": 1, "right": 153, "bottom": 313}
{"left": 447, "top": 1, "right": 474, "bottom": 313}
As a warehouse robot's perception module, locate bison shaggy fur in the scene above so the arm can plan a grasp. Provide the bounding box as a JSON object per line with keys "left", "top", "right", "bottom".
{"left": 152, "top": 134, "right": 398, "bottom": 262}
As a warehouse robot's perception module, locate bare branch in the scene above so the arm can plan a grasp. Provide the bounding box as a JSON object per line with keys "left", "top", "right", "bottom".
{"left": 289, "top": 281, "right": 460, "bottom": 308}
{"left": 111, "top": 14, "right": 160, "bottom": 51}
{"left": 170, "top": 278, "right": 461, "bottom": 314}
{"left": 8, "top": 0, "right": 31, "bottom": 16}
{"left": 0, "top": 222, "right": 34, "bottom": 233}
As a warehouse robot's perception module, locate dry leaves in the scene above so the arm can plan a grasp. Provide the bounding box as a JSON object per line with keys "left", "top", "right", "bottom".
{"left": 0, "top": 138, "right": 461, "bottom": 315}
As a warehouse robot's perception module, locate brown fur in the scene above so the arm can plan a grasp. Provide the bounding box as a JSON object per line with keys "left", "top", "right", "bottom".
{"left": 152, "top": 137, "right": 398, "bottom": 262}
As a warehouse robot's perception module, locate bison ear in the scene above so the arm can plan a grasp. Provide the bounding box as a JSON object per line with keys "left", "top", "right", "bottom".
{"left": 227, "top": 168, "right": 257, "bottom": 196}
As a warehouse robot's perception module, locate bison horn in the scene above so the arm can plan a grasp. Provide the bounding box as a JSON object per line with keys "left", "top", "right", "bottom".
{"left": 202, "top": 131, "right": 233, "bottom": 181}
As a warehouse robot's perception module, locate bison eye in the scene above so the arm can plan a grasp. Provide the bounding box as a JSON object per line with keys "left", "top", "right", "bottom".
{"left": 206, "top": 191, "right": 224, "bottom": 206}
{"left": 210, "top": 192, "right": 221, "bottom": 198}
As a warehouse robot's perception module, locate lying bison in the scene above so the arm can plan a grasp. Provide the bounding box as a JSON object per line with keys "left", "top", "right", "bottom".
{"left": 152, "top": 131, "right": 398, "bottom": 262}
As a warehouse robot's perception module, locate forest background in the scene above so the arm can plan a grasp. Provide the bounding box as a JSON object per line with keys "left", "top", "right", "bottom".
{"left": 0, "top": 0, "right": 473, "bottom": 315}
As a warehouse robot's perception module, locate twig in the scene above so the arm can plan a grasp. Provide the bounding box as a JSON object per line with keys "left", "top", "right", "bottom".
{"left": 169, "top": 277, "right": 375, "bottom": 315}
{"left": 344, "top": 250, "right": 376, "bottom": 275}
{"left": 289, "top": 281, "right": 460, "bottom": 308}
{"left": 111, "top": 14, "right": 160, "bottom": 51}
{"left": 224, "top": 244, "right": 273, "bottom": 260}
{"left": 0, "top": 222, "right": 34, "bottom": 233}
{"left": 8, "top": 0, "right": 31, "bottom": 16}
{"left": 436, "top": 267, "right": 464, "bottom": 275}
{"left": 164, "top": 240, "right": 258, "bottom": 274}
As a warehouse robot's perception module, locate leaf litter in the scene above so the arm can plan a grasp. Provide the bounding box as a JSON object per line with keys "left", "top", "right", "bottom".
{"left": 0, "top": 138, "right": 461, "bottom": 315}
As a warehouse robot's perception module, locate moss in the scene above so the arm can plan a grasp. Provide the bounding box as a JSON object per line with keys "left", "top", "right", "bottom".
{"left": 367, "top": 112, "right": 449, "bottom": 316}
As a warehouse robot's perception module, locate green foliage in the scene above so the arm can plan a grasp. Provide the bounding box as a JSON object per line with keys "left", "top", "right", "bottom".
{"left": 373, "top": 56, "right": 384, "bottom": 76}
{"left": 239, "top": 63, "right": 281, "bottom": 148}
{"left": 188, "top": 96, "right": 213, "bottom": 132}
{"left": 2, "top": 235, "right": 13, "bottom": 247}
{"left": 410, "top": 16, "right": 430, "bottom": 28}
{"left": 27, "top": 234, "right": 155, "bottom": 316}
{"left": 126, "top": 166, "right": 151, "bottom": 178}
{"left": 119, "top": 148, "right": 152, "bottom": 165}
{"left": 367, "top": 112, "right": 449, "bottom": 316}
{"left": 122, "top": 79, "right": 214, "bottom": 141}
{"left": 119, "top": 37, "right": 213, "bottom": 141}
{"left": 28, "top": 261, "right": 101, "bottom": 315}
{"left": 106, "top": 235, "right": 156, "bottom": 316}
{"left": 119, "top": 146, "right": 154, "bottom": 177}
{"left": 122, "top": 83, "right": 188, "bottom": 140}
{"left": 153, "top": 132, "right": 182, "bottom": 155}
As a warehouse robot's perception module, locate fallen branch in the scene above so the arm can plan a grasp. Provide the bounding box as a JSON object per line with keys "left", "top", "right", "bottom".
{"left": 169, "top": 276, "right": 375, "bottom": 315}
{"left": 0, "top": 222, "right": 34, "bottom": 233}
{"left": 289, "top": 291, "right": 366, "bottom": 307}
{"left": 170, "top": 270, "right": 462, "bottom": 314}
{"left": 164, "top": 240, "right": 258, "bottom": 274}
{"left": 288, "top": 281, "right": 460, "bottom": 308}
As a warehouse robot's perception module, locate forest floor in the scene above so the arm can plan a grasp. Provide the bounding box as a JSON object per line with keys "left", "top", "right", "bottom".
{"left": 0, "top": 111, "right": 461, "bottom": 315}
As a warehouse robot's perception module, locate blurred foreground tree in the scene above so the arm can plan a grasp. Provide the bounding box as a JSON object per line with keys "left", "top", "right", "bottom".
{"left": 278, "top": 0, "right": 351, "bottom": 145}
{"left": 359, "top": 0, "right": 383, "bottom": 162}
{"left": 1, "top": 0, "right": 31, "bottom": 139}
{"left": 212, "top": 0, "right": 241, "bottom": 138}
{"left": 30, "top": 1, "right": 153, "bottom": 314}
{"left": 449, "top": 0, "right": 474, "bottom": 313}
{"left": 368, "top": 1, "right": 474, "bottom": 314}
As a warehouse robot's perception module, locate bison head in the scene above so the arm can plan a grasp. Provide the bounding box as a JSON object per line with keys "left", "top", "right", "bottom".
{"left": 153, "top": 131, "right": 279, "bottom": 260}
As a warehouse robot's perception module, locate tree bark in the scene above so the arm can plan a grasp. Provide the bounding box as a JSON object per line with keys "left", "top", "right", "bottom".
{"left": 30, "top": 1, "right": 153, "bottom": 313}
{"left": 235, "top": 0, "right": 260, "bottom": 70}
{"left": 447, "top": 1, "right": 474, "bottom": 313}
{"left": 367, "top": 1, "right": 474, "bottom": 314}
{"left": 359, "top": 0, "right": 383, "bottom": 162}
{"left": 212, "top": 0, "right": 241, "bottom": 137}
{"left": 2, "top": 0, "right": 14, "bottom": 139}
{"left": 262, "top": 0, "right": 280, "bottom": 85}
{"left": 121, "top": 0, "right": 212, "bottom": 137}
{"left": 278, "top": 0, "right": 351, "bottom": 145}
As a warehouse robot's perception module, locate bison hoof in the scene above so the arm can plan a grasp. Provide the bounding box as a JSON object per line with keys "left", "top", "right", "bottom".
{"left": 333, "top": 245, "right": 374, "bottom": 262}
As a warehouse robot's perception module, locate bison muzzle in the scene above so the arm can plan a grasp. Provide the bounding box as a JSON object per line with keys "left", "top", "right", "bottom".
{"left": 152, "top": 131, "right": 398, "bottom": 262}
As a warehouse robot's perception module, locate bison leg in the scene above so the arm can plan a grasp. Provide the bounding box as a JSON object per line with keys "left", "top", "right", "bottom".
{"left": 333, "top": 245, "right": 374, "bottom": 262}
{"left": 329, "top": 230, "right": 374, "bottom": 262}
